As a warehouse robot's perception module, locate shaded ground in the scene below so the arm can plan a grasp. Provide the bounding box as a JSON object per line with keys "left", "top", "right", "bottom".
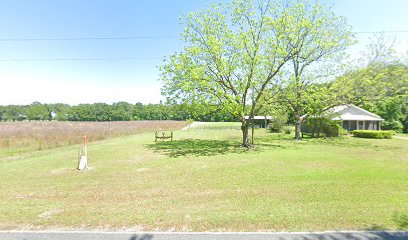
{"left": 147, "top": 139, "right": 244, "bottom": 157}
{"left": 147, "top": 138, "right": 288, "bottom": 158}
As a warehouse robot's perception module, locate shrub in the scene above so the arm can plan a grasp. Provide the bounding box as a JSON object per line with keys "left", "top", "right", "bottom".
{"left": 403, "top": 117, "right": 408, "bottom": 133}
{"left": 269, "top": 115, "right": 288, "bottom": 133}
{"left": 283, "top": 126, "right": 292, "bottom": 134}
{"left": 339, "top": 127, "right": 348, "bottom": 135}
{"left": 186, "top": 118, "right": 194, "bottom": 125}
{"left": 320, "top": 123, "right": 342, "bottom": 137}
{"left": 303, "top": 117, "right": 342, "bottom": 137}
{"left": 382, "top": 120, "right": 403, "bottom": 132}
{"left": 352, "top": 130, "right": 394, "bottom": 139}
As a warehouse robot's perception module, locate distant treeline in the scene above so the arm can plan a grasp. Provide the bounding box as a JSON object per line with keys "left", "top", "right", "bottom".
{"left": 0, "top": 102, "right": 238, "bottom": 122}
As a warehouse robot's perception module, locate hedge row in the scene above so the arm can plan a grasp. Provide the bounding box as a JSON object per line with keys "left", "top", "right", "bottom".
{"left": 352, "top": 130, "right": 395, "bottom": 139}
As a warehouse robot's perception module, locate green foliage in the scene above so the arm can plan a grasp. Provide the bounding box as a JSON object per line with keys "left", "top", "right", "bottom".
{"left": 0, "top": 105, "right": 27, "bottom": 121}
{"left": 382, "top": 120, "right": 404, "bottom": 132}
{"left": 276, "top": 0, "right": 354, "bottom": 139}
{"left": 403, "top": 116, "right": 408, "bottom": 133}
{"left": 26, "top": 102, "right": 50, "bottom": 121}
{"left": 283, "top": 126, "right": 293, "bottom": 134}
{"left": 160, "top": 0, "right": 353, "bottom": 145}
{"left": 352, "top": 130, "right": 394, "bottom": 139}
{"left": 269, "top": 114, "right": 288, "bottom": 133}
{"left": 333, "top": 41, "right": 408, "bottom": 133}
{"left": 186, "top": 118, "right": 194, "bottom": 125}
{"left": 0, "top": 102, "right": 239, "bottom": 122}
{"left": 47, "top": 103, "right": 71, "bottom": 121}
{"left": 303, "top": 117, "right": 342, "bottom": 138}
{"left": 375, "top": 97, "right": 405, "bottom": 121}
{"left": 370, "top": 95, "right": 407, "bottom": 133}
{"left": 321, "top": 123, "right": 343, "bottom": 137}
{"left": 339, "top": 127, "right": 348, "bottom": 136}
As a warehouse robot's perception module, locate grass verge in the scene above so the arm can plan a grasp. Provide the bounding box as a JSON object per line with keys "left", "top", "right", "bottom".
{"left": 0, "top": 128, "right": 407, "bottom": 231}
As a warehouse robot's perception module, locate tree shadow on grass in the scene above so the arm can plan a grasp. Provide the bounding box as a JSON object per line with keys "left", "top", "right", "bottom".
{"left": 147, "top": 139, "right": 245, "bottom": 158}
{"left": 364, "top": 224, "right": 388, "bottom": 231}
{"left": 147, "top": 138, "right": 287, "bottom": 158}
{"left": 393, "top": 212, "right": 408, "bottom": 230}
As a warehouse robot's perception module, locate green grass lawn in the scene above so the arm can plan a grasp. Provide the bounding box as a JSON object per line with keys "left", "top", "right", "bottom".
{"left": 0, "top": 128, "right": 407, "bottom": 231}
{"left": 396, "top": 133, "right": 408, "bottom": 138}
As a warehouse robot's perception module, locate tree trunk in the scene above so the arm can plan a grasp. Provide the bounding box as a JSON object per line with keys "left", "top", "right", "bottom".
{"left": 241, "top": 121, "right": 251, "bottom": 148}
{"left": 294, "top": 110, "right": 302, "bottom": 140}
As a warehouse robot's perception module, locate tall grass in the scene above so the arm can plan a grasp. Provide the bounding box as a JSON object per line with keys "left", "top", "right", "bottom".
{"left": 0, "top": 121, "right": 186, "bottom": 151}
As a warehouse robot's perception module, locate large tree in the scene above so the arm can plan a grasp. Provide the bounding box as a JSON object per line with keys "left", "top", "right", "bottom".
{"left": 26, "top": 102, "right": 50, "bottom": 121}
{"left": 333, "top": 34, "right": 408, "bottom": 132}
{"left": 277, "top": 0, "right": 354, "bottom": 139}
{"left": 160, "top": 0, "right": 324, "bottom": 147}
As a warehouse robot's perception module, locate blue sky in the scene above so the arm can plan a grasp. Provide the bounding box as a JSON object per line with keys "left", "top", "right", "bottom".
{"left": 0, "top": 0, "right": 407, "bottom": 105}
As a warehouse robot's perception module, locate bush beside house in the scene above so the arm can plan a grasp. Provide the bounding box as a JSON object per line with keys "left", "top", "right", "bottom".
{"left": 302, "top": 117, "right": 343, "bottom": 138}
{"left": 352, "top": 130, "right": 394, "bottom": 139}
{"left": 382, "top": 120, "right": 404, "bottom": 132}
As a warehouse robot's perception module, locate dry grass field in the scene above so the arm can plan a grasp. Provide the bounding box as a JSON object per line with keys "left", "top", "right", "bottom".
{"left": 0, "top": 121, "right": 186, "bottom": 158}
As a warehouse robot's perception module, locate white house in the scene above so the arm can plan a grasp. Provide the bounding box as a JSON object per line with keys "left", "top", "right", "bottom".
{"left": 302, "top": 104, "right": 384, "bottom": 131}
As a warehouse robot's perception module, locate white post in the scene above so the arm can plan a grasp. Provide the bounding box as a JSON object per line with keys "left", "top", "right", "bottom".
{"left": 78, "top": 136, "right": 88, "bottom": 171}
{"left": 84, "top": 144, "right": 88, "bottom": 169}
